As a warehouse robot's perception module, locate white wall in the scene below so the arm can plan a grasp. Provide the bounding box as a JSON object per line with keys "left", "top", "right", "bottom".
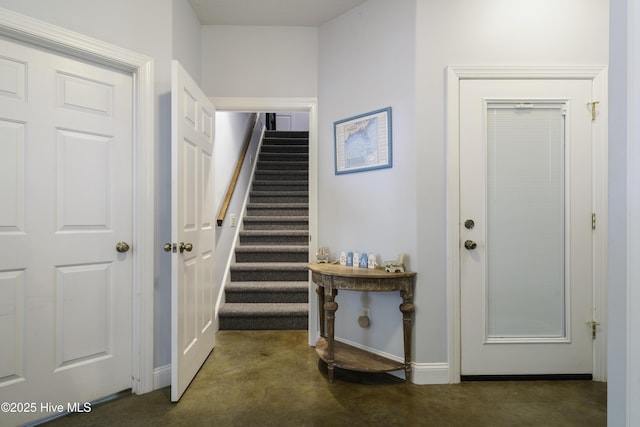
{"left": 173, "top": 0, "right": 202, "bottom": 85}
{"left": 318, "top": 0, "right": 609, "bottom": 379}
{"left": 413, "top": 0, "right": 609, "bottom": 368}
{"left": 213, "top": 112, "right": 264, "bottom": 309}
{"left": 200, "top": 25, "right": 318, "bottom": 97}
{"left": 318, "top": 0, "right": 417, "bottom": 359}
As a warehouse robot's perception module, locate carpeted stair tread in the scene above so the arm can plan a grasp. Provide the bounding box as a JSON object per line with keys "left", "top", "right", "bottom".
{"left": 250, "top": 191, "right": 309, "bottom": 197}
{"left": 260, "top": 152, "right": 308, "bottom": 159}
{"left": 225, "top": 281, "right": 308, "bottom": 292}
{"left": 235, "top": 245, "right": 309, "bottom": 253}
{"left": 242, "top": 215, "right": 309, "bottom": 222}
{"left": 219, "top": 302, "right": 308, "bottom": 317}
{"left": 240, "top": 230, "right": 309, "bottom": 237}
{"left": 234, "top": 245, "right": 309, "bottom": 262}
{"left": 247, "top": 202, "right": 308, "bottom": 208}
{"left": 230, "top": 262, "right": 309, "bottom": 271}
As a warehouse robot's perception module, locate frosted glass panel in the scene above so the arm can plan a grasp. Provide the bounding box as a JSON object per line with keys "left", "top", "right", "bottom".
{"left": 487, "top": 104, "right": 565, "bottom": 338}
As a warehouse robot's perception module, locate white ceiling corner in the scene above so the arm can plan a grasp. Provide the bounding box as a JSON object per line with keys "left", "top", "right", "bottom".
{"left": 188, "top": 0, "right": 368, "bottom": 26}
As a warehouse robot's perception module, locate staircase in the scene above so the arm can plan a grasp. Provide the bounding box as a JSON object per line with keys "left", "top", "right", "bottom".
{"left": 219, "top": 130, "right": 309, "bottom": 330}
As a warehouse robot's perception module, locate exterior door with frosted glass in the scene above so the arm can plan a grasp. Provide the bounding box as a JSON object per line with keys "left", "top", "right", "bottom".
{"left": 460, "top": 79, "right": 593, "bottom": 376}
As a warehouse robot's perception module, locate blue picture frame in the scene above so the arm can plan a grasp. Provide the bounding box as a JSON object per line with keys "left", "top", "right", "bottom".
{"left": 334, "top": 107, "right": 392, "bottom": 175}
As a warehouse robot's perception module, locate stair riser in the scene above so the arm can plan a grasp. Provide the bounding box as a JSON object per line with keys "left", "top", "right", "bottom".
{"left": 230, "top": 269, "right": 308, "bottom": 282}
{"left": 254, "top": 171, "right": 307, "bottom": 180}
{"left": 239, "top": 235, "right": 308, "bottom": 245}
{"left": 246, "top": 208, "right": 308, "bottom": 216}
{"left": 252, "top": 184, "right": 308, "bottom": 192}
{"left": 219, "top": 316, "right": 307, "bottom": 330}
{"left": 242, "top": 222, "right": 308, "bottom": 231}
{"left": 259, "top": 154, "right": 308, "bottom": 163}
{"left": 264, "top": 130, "right": 308, "bottom": 138}
{"left": 250, "top": 195, "right": 308, "bottom": 204}
{"left": 225, "top": 291, "right": 308, "bottom": 304}
{"left": 261, "top": 145, "right": 308, "bottom": 153}
{"left": 235, "top": 252, "right": 308, "bottom": 262}
{"left": 257, "top": 162, "right": 308, "bottom": 171}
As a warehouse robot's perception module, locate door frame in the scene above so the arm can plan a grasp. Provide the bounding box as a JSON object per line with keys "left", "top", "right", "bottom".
{"left": 446, "top": 66, "right": 608, "bottom": 382}
{"left": 211, "top": 96, "right": 318, "bottom": 346}
{"left": 0, "top": 8, "right": 155, "bottom": 394}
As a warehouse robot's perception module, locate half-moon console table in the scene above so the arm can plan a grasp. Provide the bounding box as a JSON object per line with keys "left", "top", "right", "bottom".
{"left": 308, "top": 262, "right": 417, "bottom": 383}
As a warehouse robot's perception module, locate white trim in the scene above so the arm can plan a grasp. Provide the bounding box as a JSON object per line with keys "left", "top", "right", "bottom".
{"left": 210, "top": 97, "right": 320, "bottom": 348}
{"left": 591, "top": 69, "right": 608, "bottom": 382}
{"left": 412, "top": 363, "right": 450, "bottom": 385}
{"left": 153, "top": 364, "right": 172, "bottom": 390}
{"left": 0, "top": 7, "right": 155, "bottom": 394}
{"left": 447, "top": 66, "right": 608, "bottom": 383}
{"left": 337, "top": 337, "right": 449, "bottom": 384}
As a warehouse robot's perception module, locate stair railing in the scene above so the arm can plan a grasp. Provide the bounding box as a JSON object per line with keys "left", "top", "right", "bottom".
{"left": 217, "top": 113, "right": 259, "bottom": 226}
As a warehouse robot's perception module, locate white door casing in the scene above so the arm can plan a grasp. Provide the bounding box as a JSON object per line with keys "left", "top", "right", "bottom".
{"left": 171, "top": 61, "right": 216, "bottom": 402}
{"left": 0, "top": 35, "right": 134, "bottom": 425}
{"left": 446, "top": 66, "right": 608, "bottom": 382}
{"left": 459, "top": 79, "right": 593, "bottom": 375}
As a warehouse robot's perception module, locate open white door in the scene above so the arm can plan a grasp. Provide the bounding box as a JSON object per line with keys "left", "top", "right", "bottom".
{"left": 171, "top": 60, "right": 216, "bottom": 401}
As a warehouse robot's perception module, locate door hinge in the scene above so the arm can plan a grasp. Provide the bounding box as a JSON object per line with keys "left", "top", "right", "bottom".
{"left": 588, "top": 101, "right": 599, "bottom": 121}
{"left": 588, "top": 321, "right": 600, "bottom": 339}
{"left": 592, "top": 213, "right": 596, "bottom": 230}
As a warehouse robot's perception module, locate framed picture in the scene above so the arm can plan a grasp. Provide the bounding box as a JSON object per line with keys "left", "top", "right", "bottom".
{"left": 334, "top": 107, "right": 392, "bottom": 175}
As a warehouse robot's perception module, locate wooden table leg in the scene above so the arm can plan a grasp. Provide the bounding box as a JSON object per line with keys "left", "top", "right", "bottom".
{"left": 324, "top": 289, "right": 338, "bottom": 383}
{"left": 316, "top": 285, "right": 325, "bottom": 338}
{"left": 400, "top": 288, "right": 415, "bottom": 383}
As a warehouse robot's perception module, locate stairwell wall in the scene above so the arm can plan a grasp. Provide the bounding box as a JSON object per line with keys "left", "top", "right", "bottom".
{"left": 213, "top": 112, "right": 266, "bottom": 317}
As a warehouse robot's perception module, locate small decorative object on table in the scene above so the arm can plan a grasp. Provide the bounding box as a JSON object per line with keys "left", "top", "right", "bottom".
{"left": 384, "top": 253, "right": 405, "bottom": 273}
{"left": 316, "top": 246, "right": 330, "bottom": 263}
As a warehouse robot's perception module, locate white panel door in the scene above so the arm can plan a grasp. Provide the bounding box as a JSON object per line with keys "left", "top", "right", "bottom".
{"left": 460, "top": 79, "right": 593, "bottom": 376}
{"left": 171, "top": 61, "right": 216, "bottom": 401}
{"left": 0, "top": 37, "right": 132, "bottom": 425}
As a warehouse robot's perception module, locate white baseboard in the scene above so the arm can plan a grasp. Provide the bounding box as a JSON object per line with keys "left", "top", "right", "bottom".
{"left": 411, "top": 362, "right": 450, "bottom": 384}
{"left": 151, "top": 352, "right": 451, "bottom": 390}
{"left": 337, "top": 337, "right": 451, "bottom": 385}
{"left": 153, "top": 364, "right": 171, "bottom": 390}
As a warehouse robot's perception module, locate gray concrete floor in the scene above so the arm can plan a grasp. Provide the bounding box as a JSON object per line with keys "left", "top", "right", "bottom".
{"left": 43, "top": 330, "right": 606, "bottom": 427}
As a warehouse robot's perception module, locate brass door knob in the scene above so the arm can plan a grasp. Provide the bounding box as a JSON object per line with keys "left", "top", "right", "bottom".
{"left": 116, "top": 242, "right": 130, "bottom": 253}
{"left": 464, "top": 240, "right": 477, "bottom": 250}
{"left": 163, "top": 243, "right": 173, "bottom": 253}
{"left": 179, "top": 242, "right": 193, "bottom": 253}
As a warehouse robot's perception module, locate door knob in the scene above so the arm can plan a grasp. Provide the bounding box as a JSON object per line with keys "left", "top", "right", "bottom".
{"left": 464, "top": 219, "right": 475, "bottom": 230}
{"left": 116, "top": 242, "right": 130, "bottom": 253}
{"left": 179, "top": 242, "right": 193, "bottom": 253}
{"left": 464, "top": 240, "right": 477, "bottom": 250}
{"left": 163, "top": 243, "right": 173, "bottom": 253}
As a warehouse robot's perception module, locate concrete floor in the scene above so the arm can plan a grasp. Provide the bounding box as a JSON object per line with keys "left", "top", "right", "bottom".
{"left": 43, "top": 330, "right": 606, "bottom": 427}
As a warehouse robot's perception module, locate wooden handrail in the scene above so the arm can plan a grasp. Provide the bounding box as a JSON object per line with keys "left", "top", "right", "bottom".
{"left": 217, "top": 113, "right": 259, "bottom": 226}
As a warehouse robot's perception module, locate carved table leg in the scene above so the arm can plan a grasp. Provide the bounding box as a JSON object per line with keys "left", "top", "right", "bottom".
{"left": 324, "top": 289, "right": 338, "bottom": 383}
{"left": 400, "top": 288, "right": 415, "bottom": 383}
{"left": 316, "top": 285, "right": 325, "bottom": 338}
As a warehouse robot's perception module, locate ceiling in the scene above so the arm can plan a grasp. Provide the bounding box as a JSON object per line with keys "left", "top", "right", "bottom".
{"left": 188, "top": 0, "right": 368, "bottom": 26}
